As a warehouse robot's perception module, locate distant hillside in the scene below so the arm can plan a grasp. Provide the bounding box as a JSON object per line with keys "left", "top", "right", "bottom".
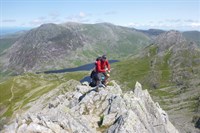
{"left": 0, "top": 23, "right": 151, "bottom": 74}
{"left": 0, "top": 30, "right": 27, "bottom": 55}
{"left": 111, "top": 30, "right": 200, "bottom": 133}
{"left": 0, "top": 27, "right": 30, "bottom": 36}
{"left": 183, "top": 31, "right": 200, "bottom": 47}
{"left": 0, "top": 38, "right": 18, "bottom": 55}
{"left": 137, "top": 29, "right": 165, "bottom": 39}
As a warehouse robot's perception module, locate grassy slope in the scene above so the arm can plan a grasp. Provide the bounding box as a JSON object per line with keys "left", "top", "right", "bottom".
{"left": 73, "top": 24, "right": 151, "bottom": 64}
{"left": 0, "top": 72, "right": 88, "bottom": 119}
{"left": 110, "top": 45, "right": 173, "bottom": 90}
{"left": 110, "top": 45, "right": 200, "bottom": 113}
{"left": 110, "top": 43, "right": 200, "bottom": 132}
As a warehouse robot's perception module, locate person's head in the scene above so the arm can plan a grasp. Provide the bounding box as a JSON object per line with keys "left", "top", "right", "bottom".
{"left": 96, "top": 57, "right": 102, "bottom": 61}
{"left": 102, "top": 55, "right": 107, "bottom": 61}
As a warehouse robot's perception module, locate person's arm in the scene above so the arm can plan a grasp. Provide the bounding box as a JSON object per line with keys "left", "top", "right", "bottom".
{"left": 106, "top": 60, "right": 110, "bottom": 71}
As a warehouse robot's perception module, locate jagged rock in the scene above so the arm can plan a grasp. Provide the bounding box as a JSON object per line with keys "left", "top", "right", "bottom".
{"left": 2, "top": 80, "right": 179, "bottom": 133}
{"left": 102, "top": 113, "right": 117, "bottom": 127}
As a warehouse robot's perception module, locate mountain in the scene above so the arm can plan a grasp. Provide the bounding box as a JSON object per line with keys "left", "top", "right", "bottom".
{"left": 1, "top": 23, "right": 200, "bottom": 132}
{"left": 137, "top": 29, "right": 166, "bottom": 39}
{"left": 111, "top": 30, "right": 200, "bottom": 133}
{"left": 0, "top": 22, "right": 151, "bottom": 74}
{"left": 182, "top": 31, "right": 200, "bottom": 47}
{"left": 1, "top": 80, "right": 178, "bottom": 133}
{"left": 0, "top": 23, "right": 88, "bottom": 74}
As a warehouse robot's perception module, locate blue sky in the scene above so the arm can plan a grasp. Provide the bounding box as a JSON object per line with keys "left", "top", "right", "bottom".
{"left": 1, "top": 0, "right": 200, "bottom": 31}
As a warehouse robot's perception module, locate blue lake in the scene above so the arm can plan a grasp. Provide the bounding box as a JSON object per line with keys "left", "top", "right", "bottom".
{"left": 42, "top": 60, "right": 119, "bottom": 83}
{"left": 43, "top": 60, "right": 118, "bottom": 74}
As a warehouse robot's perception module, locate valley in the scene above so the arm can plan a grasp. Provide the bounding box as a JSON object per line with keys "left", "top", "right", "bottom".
{"left": 0, "top": 23, "right": 200, "bottom": 133}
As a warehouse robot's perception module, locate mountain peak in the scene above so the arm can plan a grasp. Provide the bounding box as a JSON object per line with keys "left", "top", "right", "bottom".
{"left": 38, "top": 23, "right": 57, "bottom": 28}
{"left": 3, "top": 80, "right": 179, "bottom": 133}
{"left": 1, "top": 22, "right": 151, "bottom": 73}
{"left": 154, "top": 30, "right": 187, "bottom": 53}
{"left": 3, "top": 23, "right": 86, "bottom": 73}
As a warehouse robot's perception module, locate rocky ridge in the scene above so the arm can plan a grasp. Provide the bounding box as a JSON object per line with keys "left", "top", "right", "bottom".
{"left": 3, "top": 80, "right": 179, "bottom": 133}
{"left": 134, "top": 30, "right": 200, "bottom": 133}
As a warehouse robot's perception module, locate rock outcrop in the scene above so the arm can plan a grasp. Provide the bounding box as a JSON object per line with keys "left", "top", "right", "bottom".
{"left": 2, "top": 80, "right": 179, "bottom": 133}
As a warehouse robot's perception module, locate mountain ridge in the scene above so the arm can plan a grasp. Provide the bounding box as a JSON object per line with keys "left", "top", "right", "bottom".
{"left": 0, "top": 23, "right": 151, "bottom": 74}
{"left": 0, "top": 22, "right": 200, "bottom": 132}
{"left": 2, "top": 80, "right": 179, "bottom": 133}
{"left": 110, "top": 30, "right": 200, "bottom": 133}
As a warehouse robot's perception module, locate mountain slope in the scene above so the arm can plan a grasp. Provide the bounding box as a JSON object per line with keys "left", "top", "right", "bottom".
{"left": 0, "top": 23, "right": 151, "bottom": 74}
{"left": 0, "top": 72, "right": 88, "bottom": 129}
{"left": 0, "top": 30, "right": 28, "bottom": 55}
{"left": 111, "top": 30, "right": 200, "bottom": 133}
{"left": 2, "top": 80, "right": 178, "bottom": 133}
{"left": 1, "top": 23, "right": 88, "bottom": 74}
{"left": 183, "top": 31, "right": 200, "bottom": 47}
{"left": 138, "top": 29, "right": 165, "bottom": 39}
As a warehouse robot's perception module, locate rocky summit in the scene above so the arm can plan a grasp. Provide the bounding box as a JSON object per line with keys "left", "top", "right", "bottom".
{"left": 2, "top": 80, "right": 179, "bottom": 133}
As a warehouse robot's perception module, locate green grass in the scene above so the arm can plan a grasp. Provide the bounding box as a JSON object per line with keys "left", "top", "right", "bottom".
{"left": 111, "top": 57, "right": 151, "bottom": 90}
{"left": 158, "top": 51, "right": 172, "bottom": 87}
{"left": 110, "top": 47, "right": 175, "bottom": 92}
{"left": 149, "top": 45, "right": 158, "bottom": 57}
{"left": 0, "top": 71, "right": 88, "bottom": 118}
{"left": 81, "top": 23, "right": 150, "bottom": 59}
{"left": 149, "top": 89, "right": 175, "bottom": 98}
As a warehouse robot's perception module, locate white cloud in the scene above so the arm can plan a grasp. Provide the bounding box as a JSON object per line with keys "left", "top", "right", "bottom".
{"left": 30, "top": 19, "right": 45, "bottom": 25}
{"left": 49, "top": 12, "right": 60, "bottom": 19}
{"left": 191, "top": 22, "right": 200, "bottom": 27}
{"left": 126, "top": 19, "right": 200, "bottom": 31}
{"left": 184, "top": 19, "right": 198, "bottom": 23}
{"left": 38, "top": 16, "right": 46, "bottom": 20}
{"left": 2, "top": 19, "right": 16, "bottom": 22}
{"left": 165, "top": 19, "right": 181, "bottom": 23}
{"left": 104, "top": 11, "right": 117, "bottom": 15}
{"left": 79, "top": 12, "right": 86, "bottom": 17}
{"left": 127, "top": 22, "right": 139, "bottom": 27}
{"left": 66, "top": 12, "right": 91, "bottom": 23}
{"left": 28, "top": 14, "right": 62, "bottom": 26}
{"left": 95, "top": 19, "right": 104, "bottom": 23}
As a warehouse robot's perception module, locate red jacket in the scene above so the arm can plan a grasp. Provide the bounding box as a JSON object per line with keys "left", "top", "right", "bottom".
{"left": 101, "top": 59, "right": 110, "bottom": 71}
{"left": 95, "top": 60, "right": 106, "bottom": 73}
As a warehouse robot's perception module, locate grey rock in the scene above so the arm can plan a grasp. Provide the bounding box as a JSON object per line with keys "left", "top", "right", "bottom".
{"left": 102, "top": 113, "right": 117, "bottom": 127}
{"left": 2, "top": 80, "right": 179, "bottom": 133}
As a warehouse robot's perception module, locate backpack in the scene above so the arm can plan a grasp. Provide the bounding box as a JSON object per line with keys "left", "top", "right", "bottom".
{"left": 90, "top": 70, "right": 96, "bottom": 78}
{"left": 96, "top": 57, "right": 102, "bottom": 61}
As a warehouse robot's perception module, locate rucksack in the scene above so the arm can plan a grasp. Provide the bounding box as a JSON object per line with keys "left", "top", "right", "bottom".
{"left": 96, "top": 57, "right": 102, "bottom": 61}
{"left": 90, "top": 70, "right": 96, "bottom": 78}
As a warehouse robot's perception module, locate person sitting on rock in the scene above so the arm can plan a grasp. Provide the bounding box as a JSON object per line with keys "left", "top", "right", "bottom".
{"left": 90, "top": 57, "right": 106, "bottom": 87}
{"left": 100, "top": 55, "right": 111, "bottom": 85}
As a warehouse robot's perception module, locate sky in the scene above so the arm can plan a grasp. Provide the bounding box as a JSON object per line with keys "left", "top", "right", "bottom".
{"left": 1, "top": 0, "right": 200, "bottom": 31}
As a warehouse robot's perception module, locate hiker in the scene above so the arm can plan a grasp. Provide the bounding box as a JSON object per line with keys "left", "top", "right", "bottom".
{"left": 100, "top": 55, "right": 110, "bottom": 85}
{"left": 90, "top": 57, "right": 106, "bottom": 87}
